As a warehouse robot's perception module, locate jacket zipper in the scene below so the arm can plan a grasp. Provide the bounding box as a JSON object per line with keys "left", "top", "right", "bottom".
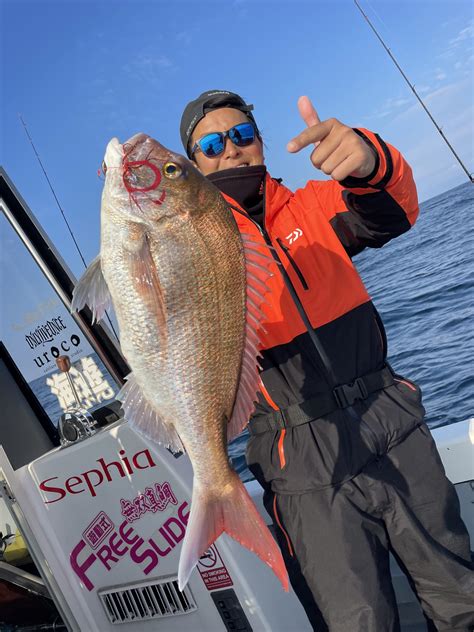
{"left": 276, "top": 238, "right": 309, "bottom": 290}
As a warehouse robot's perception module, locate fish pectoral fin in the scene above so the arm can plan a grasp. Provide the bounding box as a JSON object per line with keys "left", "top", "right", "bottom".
{"left": 227, "top": 233, "right": 275, "bottom": 442}
{"left": 178, "top": 476, "right": 289, "bottom": 592}
{"left": 71, "top": 255, "right": 112, "bottom": 323}
{"left": 117, "top": 372, "right": 185, "bottom": 453}
{"left": 129, "top": 233, "right": 167, "bottom": 335}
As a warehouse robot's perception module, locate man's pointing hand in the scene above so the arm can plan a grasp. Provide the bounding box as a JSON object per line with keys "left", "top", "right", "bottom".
{"left": 287, "top": 96, "right": 377, "bottom": 181}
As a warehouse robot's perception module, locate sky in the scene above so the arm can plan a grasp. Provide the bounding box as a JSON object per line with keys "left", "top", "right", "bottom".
{"left": 1, "top": 0, "right": 473, "bottom": 280}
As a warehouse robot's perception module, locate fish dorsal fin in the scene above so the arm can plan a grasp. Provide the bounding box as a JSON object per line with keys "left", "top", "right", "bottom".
{"left": 129, "top": 233, "right": 167, "bottom": 339}
{"left": 71, "top": 255, "right": 112, "bottom": 323}
{"left": 117, "top": 372, "right": 185, "bottom": 454}
{"left": 227, "top": 234, "right": 275, "bottom": 442}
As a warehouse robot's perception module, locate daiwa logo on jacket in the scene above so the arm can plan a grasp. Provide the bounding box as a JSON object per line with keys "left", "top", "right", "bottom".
{"left": 286, "top": 228, "right": 303, "bottom": 244}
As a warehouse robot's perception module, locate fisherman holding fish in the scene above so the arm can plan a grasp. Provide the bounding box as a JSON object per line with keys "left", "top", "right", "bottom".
{"left": 176, "top": 90, "right": 474, "bottom": 632}
{"left": 74, "top": 91, "right": 473, "bottom": 631}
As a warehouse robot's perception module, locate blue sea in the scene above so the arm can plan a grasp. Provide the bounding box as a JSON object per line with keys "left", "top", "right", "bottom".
{"left": 229, "top": 181, "right": 474, "bottom": 481}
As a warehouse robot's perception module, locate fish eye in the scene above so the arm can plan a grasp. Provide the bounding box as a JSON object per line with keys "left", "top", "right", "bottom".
{"left": 163, "top": 162, "right": 182, "bottom": 179}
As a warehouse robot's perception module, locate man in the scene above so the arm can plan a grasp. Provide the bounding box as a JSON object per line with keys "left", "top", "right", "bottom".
{"left": 179, "top": 90, "right": 473, "bottom": 631}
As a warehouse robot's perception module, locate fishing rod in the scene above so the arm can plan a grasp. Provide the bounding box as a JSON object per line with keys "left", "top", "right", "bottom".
{"left": 354, "top": 0, "right": 474, "bottom": 184}
{"left": 18, "top": 114, "right": 120, "bottom": 340}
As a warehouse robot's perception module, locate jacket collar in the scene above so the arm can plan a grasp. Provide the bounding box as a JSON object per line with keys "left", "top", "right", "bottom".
{"left": 221, "top": 172, "right": 292, "bottom": 228}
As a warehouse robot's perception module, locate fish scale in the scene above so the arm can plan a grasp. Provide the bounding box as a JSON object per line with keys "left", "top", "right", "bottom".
{"left": 147, "top": 225, "right": 244, "bottom": 433}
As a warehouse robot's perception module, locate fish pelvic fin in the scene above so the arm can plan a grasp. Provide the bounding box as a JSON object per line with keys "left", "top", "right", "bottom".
{"left": 178, "top": 473, "right": 289, "bottom": 592}
{"left": 117, "top": 372, "right": 185, "bottom": 454}
{"left": 227, "top": 233, "right": 275, "bottom": 442}
{"left": 71, "top": 255, "right": 112, "bottom": 324}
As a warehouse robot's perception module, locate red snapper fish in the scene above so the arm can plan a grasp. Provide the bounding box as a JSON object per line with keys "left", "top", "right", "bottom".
{"left": 72, "top": 133, "right": 288, "bottom": 592}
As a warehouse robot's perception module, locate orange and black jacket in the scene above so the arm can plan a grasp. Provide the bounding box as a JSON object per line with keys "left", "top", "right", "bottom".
{"left": 221, "top": 129, "right": 425, "bottom": 492}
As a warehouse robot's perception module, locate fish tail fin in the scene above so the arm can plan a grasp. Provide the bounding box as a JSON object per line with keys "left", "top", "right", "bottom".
{"left": 178, "top": 475, "right": 289, "bottom": 592}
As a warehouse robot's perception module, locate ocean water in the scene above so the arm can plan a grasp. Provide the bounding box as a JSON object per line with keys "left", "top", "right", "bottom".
{"left": 229, "top": 181, "right": 474, "bottom": 481}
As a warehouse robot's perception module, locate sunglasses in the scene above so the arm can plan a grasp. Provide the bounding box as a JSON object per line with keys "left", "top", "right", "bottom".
{"left": 191, "top": 122, "right": 256, "bottom": 158}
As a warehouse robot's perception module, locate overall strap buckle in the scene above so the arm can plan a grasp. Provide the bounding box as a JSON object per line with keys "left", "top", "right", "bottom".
{"left": 333, "top": 377, "right": 368, "bottom": 409}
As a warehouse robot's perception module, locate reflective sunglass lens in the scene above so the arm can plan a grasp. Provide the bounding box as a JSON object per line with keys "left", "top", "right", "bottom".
{"left": 230, "top": 123, "right": 255, "bottom": 146}
{"left": 195, "top": 123, "right": 256, "bottom": 157}
{"left": 200, "top": 133, "right": 224, "bottom": 157}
